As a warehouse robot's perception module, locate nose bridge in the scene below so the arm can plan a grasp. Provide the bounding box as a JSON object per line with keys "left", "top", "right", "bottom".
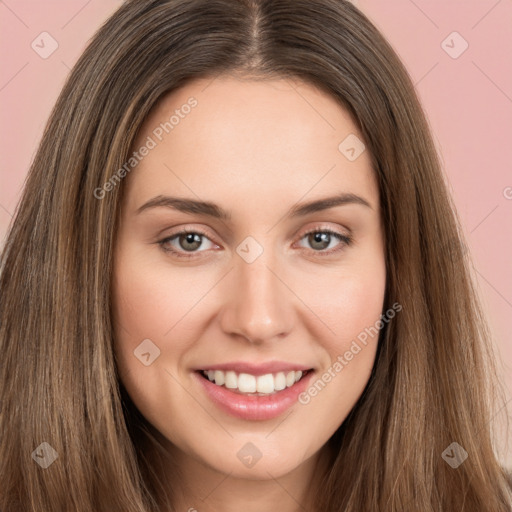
{"left": 219, "top": 241, "right": 293, "bottom": 343}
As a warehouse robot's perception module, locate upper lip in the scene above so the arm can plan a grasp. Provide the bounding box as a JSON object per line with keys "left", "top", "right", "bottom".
{"left": 196, "top": 361, "right": 313, "bottom": 376}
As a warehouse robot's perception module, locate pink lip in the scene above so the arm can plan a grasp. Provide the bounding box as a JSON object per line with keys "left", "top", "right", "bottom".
{"left": 194, "top": 369, "right": 315, "bottom": 421}
{"left": 194, "top": 361, "right": 313, "bottom": 376}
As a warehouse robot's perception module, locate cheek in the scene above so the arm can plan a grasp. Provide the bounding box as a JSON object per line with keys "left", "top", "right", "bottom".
{"left": 112, "top": 266, "right": 176, "bottom": 342}
{"left": 299, "top": 254, "right": 387, "bottom": 350}
{"left": 111, "top": 253, "right": 213, "bottom": 428}
{"left": 292, "top": 256, "right": 386, "bottom": 424}
{"left": 112, "top": 251, "right": 216, "bottom": 350}
{"left": 111, "top": 249, "right": 231, "bottom": 412}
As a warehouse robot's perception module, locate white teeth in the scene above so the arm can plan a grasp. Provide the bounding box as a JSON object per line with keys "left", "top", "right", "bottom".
{"left": 224, "top": 371, "right": 237, "bottom": 389}
{"left": 201, "top": 369, "right": 307, "bottom": 395}
{"left": 274, "top": 372, "right": 286, "bottom": 391}
{"left": 214, "top": 370, "right": 225, "bottom": 386}
{"left": 238, "top": 373, "right": 256, "bottom": 393}
{"left": 256, "top": 373, "right": 274, "bottom": 393}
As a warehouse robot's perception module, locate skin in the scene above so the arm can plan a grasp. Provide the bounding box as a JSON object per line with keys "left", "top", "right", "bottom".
{"left": 112, "top": 75, "right": 386, "bottom": 512}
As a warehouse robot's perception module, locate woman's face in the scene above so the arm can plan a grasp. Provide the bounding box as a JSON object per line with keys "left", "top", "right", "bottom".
{"left": 112, "top": 75, "right": 386, "bottom": 482}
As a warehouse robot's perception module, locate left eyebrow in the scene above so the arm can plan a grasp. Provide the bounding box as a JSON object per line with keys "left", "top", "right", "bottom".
{"left": 289, "top": 192, "right": 373, "bottom": 217}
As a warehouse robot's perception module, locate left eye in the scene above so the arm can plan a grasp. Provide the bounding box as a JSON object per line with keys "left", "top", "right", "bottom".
{"left": 297, "top": 230, "right": 350, "bottom": 252}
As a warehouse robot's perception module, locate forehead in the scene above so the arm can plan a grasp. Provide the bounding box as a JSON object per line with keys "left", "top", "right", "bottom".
{"left": 125, "top": 75, "right": 378, "bottom": 212}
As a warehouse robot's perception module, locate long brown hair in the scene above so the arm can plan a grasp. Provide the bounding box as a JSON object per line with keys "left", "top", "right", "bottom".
{"left": 1, "top": 0, "right": 510, "bottom": 510}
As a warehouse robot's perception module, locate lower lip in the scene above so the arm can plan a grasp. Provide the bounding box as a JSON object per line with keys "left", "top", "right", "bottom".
{"left": 194, "top": 370, "right": 315, "bottom": 421}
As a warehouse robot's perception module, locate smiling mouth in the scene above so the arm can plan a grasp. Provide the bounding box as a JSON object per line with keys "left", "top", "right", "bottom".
{"left": 198, "top": 369, "right": 312, "bottom": 396}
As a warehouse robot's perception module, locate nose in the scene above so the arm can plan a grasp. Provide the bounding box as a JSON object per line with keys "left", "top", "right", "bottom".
{"left": 218, "top": 251, "right": 295, "bottom": 344}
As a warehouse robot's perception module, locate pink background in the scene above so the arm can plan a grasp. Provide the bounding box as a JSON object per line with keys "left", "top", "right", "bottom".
{"left": 1, "top": 0, "right": 511, "bottom": 467}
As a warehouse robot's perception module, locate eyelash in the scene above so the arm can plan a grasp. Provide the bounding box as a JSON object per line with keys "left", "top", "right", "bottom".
{"left": 157, "top": 226, "right": 352, "bottom": 260}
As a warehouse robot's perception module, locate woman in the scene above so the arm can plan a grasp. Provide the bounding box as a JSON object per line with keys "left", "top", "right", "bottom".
{"left": 0, "top": 0, "right": 510, "bottom": 510}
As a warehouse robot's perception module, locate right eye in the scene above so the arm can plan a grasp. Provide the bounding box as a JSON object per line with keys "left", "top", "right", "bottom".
{"left": 158, "top": 229, "right": 220, "bottom": 259}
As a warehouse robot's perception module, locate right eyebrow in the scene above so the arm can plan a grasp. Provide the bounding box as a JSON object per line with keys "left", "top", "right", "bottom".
{"left": 136, "top": 195, "right": 232, "bottom": 221}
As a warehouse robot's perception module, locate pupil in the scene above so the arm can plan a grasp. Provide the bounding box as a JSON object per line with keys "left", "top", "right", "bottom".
{"left": 309, "top": 232, "right": 330, "bottom": 250}
{"left": 180, "top": 233, "right": 202, "bottom": 251}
